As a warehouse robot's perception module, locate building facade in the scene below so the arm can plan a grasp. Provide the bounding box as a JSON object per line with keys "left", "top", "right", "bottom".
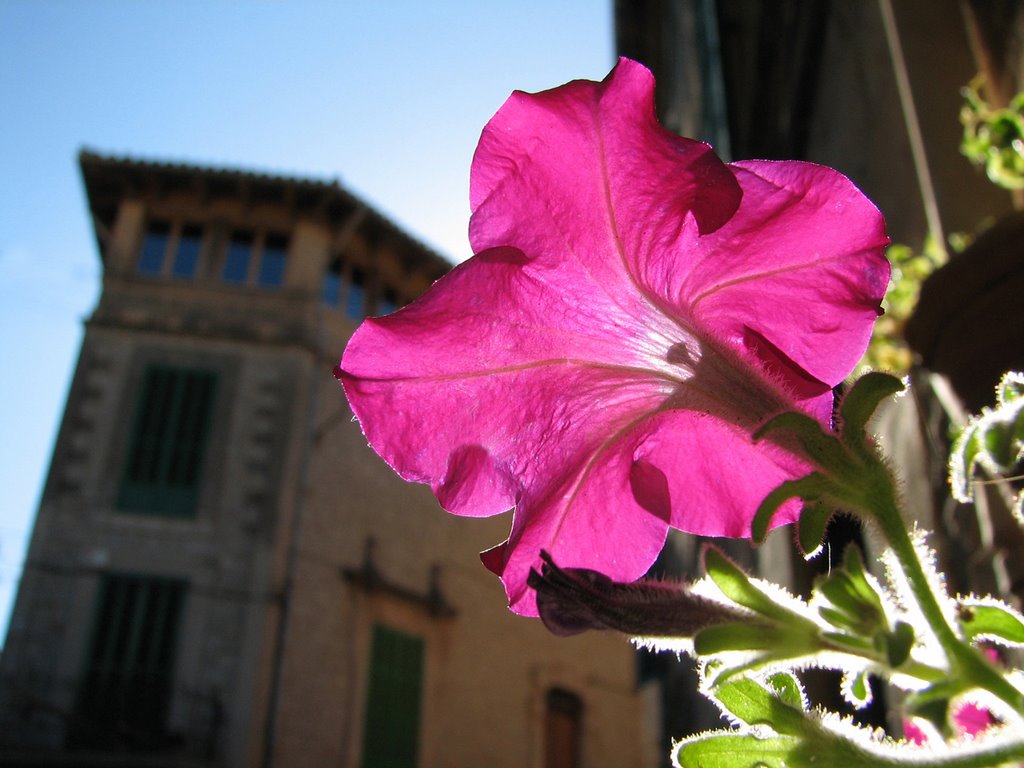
{"left": 0, "top": 152, "right": 653, "bottom": 768}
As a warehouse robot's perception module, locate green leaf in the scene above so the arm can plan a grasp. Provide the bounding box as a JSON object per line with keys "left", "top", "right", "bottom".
{"left": 752, "top": 474, "right": 830, "bottom": 544}
{"left": 983, "top": 419, "right": 1019, "bottom": 470}
{"left": 847, "top": 670, "right": 872, "bottom": 707}
{"left": 821, "top": 631, "right": 875, "bottom": 655}
{"left": 712, "top": 678, "right": 807, "bottom": 735}
{"left": 949, "top": 421, "right": 983, "bottom": 501}
{"left": 948, "top": 372, "right": 1024, "bottom": 501}
{"left": 997, "top": 371, "right": 1024, "bottom": 406}
{"left": 817, "top": 573, "right": 863, "bottom": 618}
{"left": 814, "top": 547, "right": 886, "bottom": 636}
{"left": 703, "top": 548, "right": 785, "bottom": 617}
{"left": 766, "top": 672, "right": 806, "bottom": 711}
{"left": 839, "top": 372, "right": 905, "bottom": 454}
{"left": 755, "top": 411, "right": 848, "bottom": 471}
{"left": 884, "top": 621, "right": 915, "bottom": 668}
{"left": 675, "top": 733, "right": 799, "bottom": 768}
{"left": 960, "top": 602, "right": 1024, "bottom": 644}
{"left": 676, "top": 723, "right": 907, "bottom": 768}
{"left": 798, "top": 503, "right": 832, "bottom": 556}
{"left": 714, "top": 678, "right": 777, "bottom": 727}
{"left": 842, "top": 546, "right": 884, "bottom": 611}
{"left": 819, "top": 606, "right": 861, "bottom": 634}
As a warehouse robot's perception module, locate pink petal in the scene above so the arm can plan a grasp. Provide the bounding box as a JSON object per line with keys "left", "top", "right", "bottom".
{"left": 630, "top": 409, "right": 807, "bottom": 538}
{"left": 681, "top": 160, "right": 890, "bottom": 386}
{"left": 481, "top": 407, "right": 806, "bottom": 614}
{"left": 481, "top": 423, "right": 672, "bottom": 614}
{"left": 341, "top": 245, "right": 682, "bottom": 519}
{"left": 902, "top": 719, "right": 929, "bottom": 745}
{"left": 470, "top": 58, "right": 742, "bottom": 325}
{"left": 953, "top": 702, "right": 995, "bottom": 737}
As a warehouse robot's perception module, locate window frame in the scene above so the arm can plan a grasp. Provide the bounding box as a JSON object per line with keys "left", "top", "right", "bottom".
{"left": 70, "top": 572, "right": 188, "bottom": 751}
{"left": 136, "top": 220, "right": 206, "bottom": 280}
{"left": 221, "top": 229, "right": 255, "bottom": 285}
{"left": 216, "top": 229, "right": 290, "bottom": 289}
{"left": 116, "top": 364, "right": 218, "bottom": 518}
{"left": 322, "top": 256, "right": 401, "bottom": 319}
{"left": 256, "top": 232, "right": 289, "bottom": 288}
{"left": 137, "top": 220, "right": 172, "bottom": 277}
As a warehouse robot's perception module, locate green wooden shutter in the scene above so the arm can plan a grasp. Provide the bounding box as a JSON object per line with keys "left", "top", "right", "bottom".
{"left": 71, "top": 574, "right": 187, "bottom": 750}
{"left": 361, "top": 625, "right": 424, "bottom": 768}
{"left": 118, "top": 365, "right": 217, "bottom": 517}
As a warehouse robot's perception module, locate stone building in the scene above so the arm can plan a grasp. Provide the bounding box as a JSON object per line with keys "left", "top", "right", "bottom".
{"left": 0, "top": 151, "right": 653, "bottom": 768}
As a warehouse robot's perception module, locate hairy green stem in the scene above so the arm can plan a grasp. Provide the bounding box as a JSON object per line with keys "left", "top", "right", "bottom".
{"left": 870, "top": 478, "right": 1024, "bottom": 715}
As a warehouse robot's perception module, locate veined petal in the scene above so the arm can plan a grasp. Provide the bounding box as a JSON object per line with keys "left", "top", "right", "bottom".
{"left": 630, "top": 409, "right": 808, "bottom": 538}
{"left": 683, "top": 160, "right": 890, "bottom": 386}
{"left": 481, "top": 420, "right": 672, "bottom": 615}
{"left": 340, "top": 248, "right": 678, "bottom": 520}
{"left": 469, "top": 58, "right": 741, "bottom": 324}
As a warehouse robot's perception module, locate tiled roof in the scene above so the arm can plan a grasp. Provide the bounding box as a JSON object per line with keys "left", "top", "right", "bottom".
{"left": 78, "top": 148, "right": 452, "bottom": 275}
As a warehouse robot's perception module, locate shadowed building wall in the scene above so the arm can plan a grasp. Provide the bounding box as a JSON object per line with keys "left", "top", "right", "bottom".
{"left": 0, "top": 151, "right": 654, "bottom": 768}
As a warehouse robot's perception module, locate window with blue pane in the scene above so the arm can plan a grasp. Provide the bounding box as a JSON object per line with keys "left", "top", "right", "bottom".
{"left": 223, "top": 231, "right": 253, "bottom": 284}
{"left": 171, "top": 225, "right": 203, "bottom": 279}
{"left": 257, "top": 233, "right": 288, "bottom": 288}
{"left": 138, "top": 221, "right": 170, "bottom": 276}
{"left": 322, "top": 258, "right": 343, "bottom": 306}
{"left": 346, "top": 266, "right": 366, "bottom": 320}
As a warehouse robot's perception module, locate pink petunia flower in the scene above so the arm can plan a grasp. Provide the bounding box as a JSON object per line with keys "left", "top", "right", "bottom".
{"left": 338, "top": 58, "right": 889, "bottom": 615}
{"left": 904, "top": 702, "right": 997, "bottom": 745}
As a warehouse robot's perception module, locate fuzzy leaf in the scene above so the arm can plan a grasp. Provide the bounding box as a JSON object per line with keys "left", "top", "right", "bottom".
{"left": 815, "top": 547, "right": 886, "bottom": 636}
{"left": 752, "top": 474, "right": 831, "bottom": 543}
{"left": 704, "top": 549, "right": 792, "bottom": 620}
{"left": 949, "top": 422, "right": 983, "bottom": 502}
{"left": 847, "top": 670, "right": 872, "bottom": 708}
{"left": 675, "top": 733, "right": 799, "bottom": 768}
{"left": 997, "top": 371, "right": 1024, "bottom": 406}
{"left": 884, "top": 621, "right": 915, "bottom": 667}
{"left": 767, "top": 672, "right": 807, "bottom": 711}
{"left": 798, "top": 503, "right": 832, "bottom": 557}
{"left": 755, "top": 411, "right": 848, "bottom": 471}
{"left": 819, "top": 606, "right": 862, "bottom": 635}
{"left": 713, "top": 678, "right": 807, "bottom": 735}
{"left": 949, "top": 371, "right": 1024, "bottom": 504}
{"left": 984, "top": 420, "right": 1019, "bottom": 470}
{"left": 960, "top": 602, "right": 1024, "bottom": 645}
{"left": 838, "top": 372, "right": 905, "bottom": 454}
{"left": 842, "top": 546, "right": 884, "bottom": 610}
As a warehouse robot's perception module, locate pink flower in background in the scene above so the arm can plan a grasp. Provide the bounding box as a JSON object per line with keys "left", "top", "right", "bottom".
{"left": 951, "top": 702, "right": 996, "bottom": 736}
{"left": 904, "top": 702, "right": 997, "bottom": 744}
{"left": 338, "top": 58, "right": 889, "bottom": 615}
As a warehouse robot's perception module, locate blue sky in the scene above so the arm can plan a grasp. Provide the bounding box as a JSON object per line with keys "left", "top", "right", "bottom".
{"left": 0, "top": 0, "right": 615, "bottom": 644}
